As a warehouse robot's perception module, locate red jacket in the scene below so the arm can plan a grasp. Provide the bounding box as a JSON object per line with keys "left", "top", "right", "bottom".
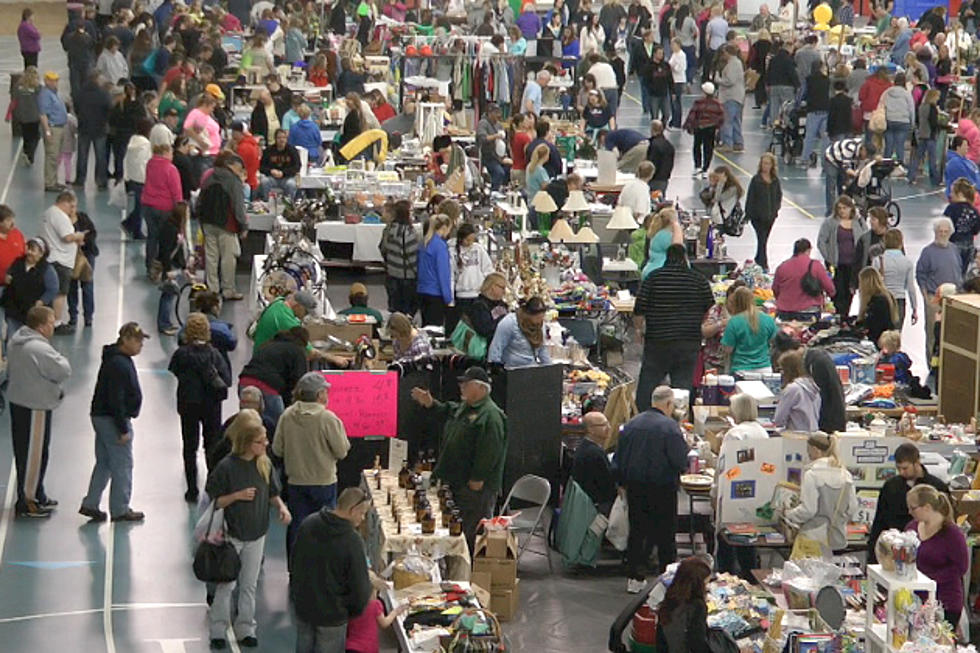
{"left": 772, "top": 253, "right": 835, "bottom": 313}
{"left": 0, "top": 228, "right": 25, "bottom": 284}
{"left": 858, "top": 76, "right": 891, "bottom": 114}
{"left": 684, "top": 97, "right": 726, "bottom": 132}
{"left": 141, "top": 155, "right": 183, "bottom": 212}
{"left": 236, "top": 134, "right": 261, "bottom": 190}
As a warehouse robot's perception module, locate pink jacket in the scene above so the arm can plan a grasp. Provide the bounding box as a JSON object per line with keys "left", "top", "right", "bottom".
{"left": 141, "top": 156, "right": 183, "bottom": 211}
{"left": 772, "top": 253, "right": 835, "bottom": 313}
{"left": 956, "top": 119, "right": 980, "bottom": 163}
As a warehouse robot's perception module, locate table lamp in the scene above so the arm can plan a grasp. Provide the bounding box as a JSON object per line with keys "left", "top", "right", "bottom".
{"left": 607, "top": 205, "right": 640, "bottom": 231}
{"left": 569, "top": 226, "right": 600, "bottom": 244}
{"left": 548, "top": 218, "right": 575, "bottom": 243}
{"left": 562, "top": 189, "right": 591, "bottom": 231}
{"left": 531, "top": 191, "right": 559, "bottom": 236}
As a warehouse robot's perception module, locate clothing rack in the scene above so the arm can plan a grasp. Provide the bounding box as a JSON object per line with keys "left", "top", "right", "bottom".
{"left": 397, "top": 53, "right": 526, "bottom": 121}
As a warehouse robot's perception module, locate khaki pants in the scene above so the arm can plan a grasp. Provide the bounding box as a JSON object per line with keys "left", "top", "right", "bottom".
{"left": 618, "top": 141, "right": 650, "bottom": 174}
{"left": 43, "top": 126, "right": 64, "bottom": 188}
{"left": 202, "top": 222, "right": 240, "bottom": 296}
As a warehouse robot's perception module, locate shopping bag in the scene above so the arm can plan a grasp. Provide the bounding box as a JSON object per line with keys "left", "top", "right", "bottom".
{"left": 193, "top": 500, "right": 225, "bottom": 543}
{"left": 108, "top": 180, "right": 128, "bottom": 209}
{"left": 605, "top": 494, "right": 629, "bottom": 551}
{"left": 450, "top": 319, "right": 488, "bottom": 359}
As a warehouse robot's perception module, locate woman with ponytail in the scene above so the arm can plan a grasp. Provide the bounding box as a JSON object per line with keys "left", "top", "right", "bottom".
{"left": 205, "top": 409, "right": 291, "bottom": 650}
{"left": 784, "top": 432, "right": 858, "bottom": 553}
{"left": 906, "top": 484, "right": 969, "bottom": 629}
{"left": 417, "top": 214, "right": 453, "bottom": 328}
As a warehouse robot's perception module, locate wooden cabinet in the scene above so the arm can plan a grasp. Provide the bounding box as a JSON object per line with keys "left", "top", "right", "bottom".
{"left": 939, "top": 294, "right": 980, "bottom": 424}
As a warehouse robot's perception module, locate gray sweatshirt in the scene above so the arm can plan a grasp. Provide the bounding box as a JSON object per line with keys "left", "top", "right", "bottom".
{"left": 876, "top": 249, "right": 918, "bottom": 312}
{"left": 717, "top": 56, "right": 745, "bottom": 104}
{"left": 880, "top": 86, "right": 915, "bottom": 126}
{"left": 7, "top": 326, "right": 71, "bottom": 410}
{"left": 915, "top": 242, "right": 963, "bottom": 294}
{"left": 817, "top": 216, "right": 869, "bottom": 266}
{"left": 773, "top": 377, "right": 821, "bottom": 432}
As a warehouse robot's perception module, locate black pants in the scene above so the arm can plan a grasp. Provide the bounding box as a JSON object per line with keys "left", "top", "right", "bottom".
{"left": 10, "top": 403, "right": 52, "bottom": 512}
{"left": 832, "top": 263, "right": 854, "bottom": 317}
{"left": 445, "top": 297, "right": 474, "bottom": 337}
{"left": 179, "top": 402, "right": 222, "bottom": 493}
{"left": 753, "top": 76, "right": 767, "bottom": 108}
{"left": 455, "top": 484, "right": 497, "bottom": 554}
{"left": 702, "top": 48, "right": 717, "bottom": 81}
{"left": 21, "top": 51, "right": 37, "bottom": 68}
{"left": 716, "top": 537, "right": 759, "bottom": 582}
{"left": 21, "top": 121, "right": 40, "bottom": 163}
{"left": 626, "top": 482, "right": 677, "bottom": 579}
{"left": 693, "top": 127, "right": 716, "bottom": 173}
{"left": 635, "top": 339, "right": 699, "bottom": 412}
{"left": 751, "top": 218, "right": 774, "bottom": 270}
{"left": 419, "top": 293, "right": 447, "bottom": 328}
{"left": 111, "top": 133, "right": 131, "bottom": 181}
{"left": 385, "top": 276, "right": 418, "bottom": 316}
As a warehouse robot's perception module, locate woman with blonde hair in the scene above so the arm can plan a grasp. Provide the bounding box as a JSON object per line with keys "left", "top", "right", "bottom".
{"left": 745, "top": 152, "right": 782, "bottom": 269}
{"left": 464, "top": 272, "right": 510, "bottom": 344}
{"left": 12, "top": 66, "right": 42, "bottom": 166}
{"left": 906, "top": 483, "right": 969, "bottom": 628}
{"left": 857, "top": 266, "right": 898, "bottom": 344}
{"left": 206, "top": 409, "right": 291, "bottom": 649}
{"left": 525, "top": 143, "right": 552, "bottom": 200}
{"left": 783, "top": 432, "right": 858, "bottom": 555}
{"left": 773, "top": 350, "right": 821, "bottom": 432}
{"left": 641, "top": 207, "right": 684, "bottom": 278}
{"left": 388, "top": 311, "right": 433, "bottom": 360}
{"left": 721, "top": 286, "right": 777, "bottom": 373}
{"left": 876, "top": 228, "right": 917, "bottom": 325}
{"left": 417, "top": 214, "right": 453, "bottom": 327}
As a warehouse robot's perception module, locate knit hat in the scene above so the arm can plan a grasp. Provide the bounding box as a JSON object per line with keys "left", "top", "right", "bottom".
{"left": 701, "top": 81, "right": 715, "bottom": 95}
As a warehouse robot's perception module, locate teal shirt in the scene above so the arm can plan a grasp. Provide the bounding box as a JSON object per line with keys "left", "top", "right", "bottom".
{"left": 720, "top": 311, "right": 778, "bottom": 372}
{"left": 641, "top": 228, "right": 673, "bottom": 279}
{"left": 526, "top": 166, "right": 550, "bottom": 199}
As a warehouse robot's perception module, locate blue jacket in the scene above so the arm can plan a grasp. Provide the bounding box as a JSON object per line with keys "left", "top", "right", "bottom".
{"left": 288, "top": 119, "right": 322, "bottom": 161}
{"left": 613, "top": 408, "right": 688, "bottom": 486}
{"left": 890, "top": 29, "right": 910, "bottom": 65}
{"left": 945, "top": 150, "right": 980, "bottom": 198}
{"left": 417, "top": 235, "right": 452, "bottom": 304}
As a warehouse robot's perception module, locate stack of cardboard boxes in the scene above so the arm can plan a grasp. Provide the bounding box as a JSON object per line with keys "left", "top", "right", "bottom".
{"left": 471, "top": 529, "right": 520, "bottom": 621}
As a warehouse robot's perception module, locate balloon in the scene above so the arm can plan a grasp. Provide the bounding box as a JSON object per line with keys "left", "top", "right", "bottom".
{"left": 813, "top": 3, "right": 833, "bottom": 24}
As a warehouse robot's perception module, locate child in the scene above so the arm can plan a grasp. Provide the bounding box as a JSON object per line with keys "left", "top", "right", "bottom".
{"left": 60, "top": 106, "right": 78, "bottom": 185}
{"left": 943, "top": 178, "right": 980, "bottom": 273}
{"left": 878, "top": 330, "right": 912, "bottom": 385}
{"left": 345, "top": 578, "right": 407, "bottom": 653}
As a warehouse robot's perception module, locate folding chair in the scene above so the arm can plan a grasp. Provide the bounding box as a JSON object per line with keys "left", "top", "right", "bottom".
{"left": 499, "top": 474, "right": 553, "bottom": 572}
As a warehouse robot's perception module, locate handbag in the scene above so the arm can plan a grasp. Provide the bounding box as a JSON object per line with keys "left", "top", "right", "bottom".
{"left": 605, "top": 494, "right": 629, "bottom": 551}
{"left": 192, "top": 503, "right": 241, "bottom": 583}
{"left": 869, "top": 98, "right": 887, "bottom": 133}
{"left": 450, "top": 318, "right": 488, "bottom": 359}
{"left": 205, "top": 355, "right": 228, "bottom": 392}
{"left": 71, "top": 249, "right": 92, "bottom": 282}
{"left": 800, "top": 260, "right": 823, "bottom": 297}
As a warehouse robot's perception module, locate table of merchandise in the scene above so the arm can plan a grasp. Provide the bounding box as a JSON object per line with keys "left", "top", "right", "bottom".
{"left": 314, "top": 222, "right": 424, "bottom": 264}
{"left": 362, "top": 470, "right": 471, "bottom": 581}
{"left": 382, "top": 582, "right": 487, "bottom": 653}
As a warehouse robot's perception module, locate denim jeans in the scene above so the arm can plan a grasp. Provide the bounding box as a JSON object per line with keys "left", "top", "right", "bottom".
{"left": 824, "top": 160, "right": 844, "bottom": 216}
{"left": 142, "top": 206, "right": 169, "bottom": 274}
{"left": 158, "top": 279, "right": 180, "bottom": 331}
{"left": 635, "top": 339, "right": 699, "bottom": 411}
{"left": 650, "top": 94, "right": 670, "bottom": 125}
{"left": 76, "top": 133, "right": 108, "bottom": 187}
{"left": 286, "top": 483, "right": 338, "bottom": 556}
{"left": 639, "top": 78, "right": 653, "bottom": 115}
{"left": 82, "top": 415, "right": 134, "bottom": 518}
{"left": 259, "top": 174, "right": 298, "bottom": 200}
{"left": 210, "top": 535, "right": 266, "bottom": 639}
{"left": 485, "top": 159, "right": 507, "bottom": 190}
{"left": 802, "top": 110, "right": 828, "bottom": 161}
{"left": 909, "top": 137, "right": 940, "bottom": 185}
{"left": 682, "top": 46, "right": 696, "bottom": 83}
{"left": 884, "top": 121, "right": 911, "bottom": 165}
{"left": 765, "top": 85, "right": 796, "bottom": 127}
{"left": 720, "top": 100, "right": 743, "bottom": 148}
{"left": 669, "top": 83, "right": 684, "bottom": 128}
{"left": 955, "top": 239, "right": 975, "bottom": 274}
{"left": 295, "top": 619, "right": 347, "bottom": 653}
{"left": 602, "top": 88, "right": 619, "bottom": 116}
{"left": 68, "top": 267, "right": 95, "bottom": 325}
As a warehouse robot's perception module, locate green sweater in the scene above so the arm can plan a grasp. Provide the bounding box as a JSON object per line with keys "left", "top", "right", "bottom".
{"left": 431, "top": 396, "right": 507, "bottom": 492}
{"left": 252, "top": 298, "right": 301, "bottom": 352}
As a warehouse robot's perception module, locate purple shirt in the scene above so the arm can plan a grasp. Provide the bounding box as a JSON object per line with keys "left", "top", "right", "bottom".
{"left": 17, "top": 21, "right": 40, "bottom": 54}
{"left": 837, "top": 226, "right": 856, "bottom": 266}
{"left": 906, "top": 520, "right": 969, "bottom": 614}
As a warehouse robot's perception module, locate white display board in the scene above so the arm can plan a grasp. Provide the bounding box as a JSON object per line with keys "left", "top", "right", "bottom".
{"left": 717, "top": 435, "right": 808, "bottom": 525}
{"left": 836, "top": 435, "right": 907, "bottom": 489}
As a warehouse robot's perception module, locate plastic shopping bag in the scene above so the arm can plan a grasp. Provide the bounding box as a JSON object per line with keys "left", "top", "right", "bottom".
{"left": 108, "top": 180, "right": 128, "bottom": 210}
{"left": 606, "top": 494, "right": 629, "bottom": 551}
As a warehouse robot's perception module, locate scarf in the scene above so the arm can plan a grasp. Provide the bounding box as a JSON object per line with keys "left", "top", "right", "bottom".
{"left": 517, "top": 309, "right": 544, "bottom": 349}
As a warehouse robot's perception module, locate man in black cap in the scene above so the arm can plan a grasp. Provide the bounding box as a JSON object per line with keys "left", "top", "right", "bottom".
{"left": 411, "top": 367, "right": 507, "bottom": 550}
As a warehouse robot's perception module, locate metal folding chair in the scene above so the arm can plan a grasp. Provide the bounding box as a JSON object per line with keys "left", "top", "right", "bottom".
{"left": 499, "top": 474, "right": 553, "bottom": 572}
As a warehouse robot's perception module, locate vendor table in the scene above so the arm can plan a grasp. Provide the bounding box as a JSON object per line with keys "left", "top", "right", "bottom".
{"left": 314, "top": 222, "right": 424, "bottom": 265}
{"left": 362, "top": 470, "right": 471, "bottom": 581}
{"left": 382, "top": 582, "right": 483, "bottom": 653}
{"left": 720, "top": 530, "right": 867, "bottom": 559}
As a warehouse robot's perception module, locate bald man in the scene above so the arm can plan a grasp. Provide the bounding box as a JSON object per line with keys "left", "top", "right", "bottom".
{"left": 570, "top": 411, "right": 617, "bottom": 516}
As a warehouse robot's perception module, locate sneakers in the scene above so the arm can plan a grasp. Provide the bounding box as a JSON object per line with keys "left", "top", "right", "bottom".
{"left": 39, "top": 497, "right": 58, "bottom": 508}
{"left": 79, "top": 504, "right": 108, "bottom": 522}
{"left": 54, "top": 324, "right": 76, "bottom": 336}
{"left": 209, "top": 639, "right": 227, "bottom": 650}
{"left": 626, "top": 578, "right": 648, "bottom": 594}
{"left": 716, "top": 144, "right": 733, "bottom": 153}
{"left": 17, "top": 501, "right": 52, "bottom": 519}
{"left": 223, "top": 291, "right": 244, "bottom": 301}
{"left": 238, "top": 636, "right": 258, "bottom": 648}
{"left": 112, "top": 510, "right": 145, "bottom": 522}
{"left": 160, "top": 326, "right": 180, "bottom": 336}
{"left": 733, "top": 145, "right": 745, "bottom": 153}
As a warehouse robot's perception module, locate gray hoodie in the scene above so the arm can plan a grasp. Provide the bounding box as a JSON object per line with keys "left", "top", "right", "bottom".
{"left": 773, "top": 377, "right": 821, "bottom": 432}
{"left": 717, "top": 56, "right": 745, "bottom": 104}
{"left": 7, "top": 326, "right": 71, "bottom": 410}
{"left": 880, "top": 85, "right": 915, "bottom": 126}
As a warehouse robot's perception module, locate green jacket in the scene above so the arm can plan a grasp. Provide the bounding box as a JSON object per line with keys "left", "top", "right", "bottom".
{"left": 252, "top": 298, "right": 301, "bottom": 352}
{"left": 555, "top": 480, "right": 601, "bottom": 568}
{"left": 431, "top": 396, "right": 507, "bottom": 492}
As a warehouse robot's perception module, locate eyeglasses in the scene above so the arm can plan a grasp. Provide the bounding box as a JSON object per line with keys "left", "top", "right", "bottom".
{"left": 252, "top": 437, "right": 269, "bottom": 446}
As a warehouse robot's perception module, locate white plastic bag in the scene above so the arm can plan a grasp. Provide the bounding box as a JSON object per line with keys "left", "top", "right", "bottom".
{"left": 193, "top": 500, "right": 226, "bottom": 544}
{"left": 108, "top": 180, "right": 128, "bottom": 209}
{"left": 606, "top": 494, "right": 629, "bottom": 551}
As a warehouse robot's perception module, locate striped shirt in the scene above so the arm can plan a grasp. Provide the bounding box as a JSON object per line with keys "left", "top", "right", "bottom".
{"left": 636, "top": 263, "right": 714, "bottom": 342}
{"left": 378, "top": 223, "right": 420, "bottom": 280}
{"left": 824, "top": 137, "right": 862, "bottom": 169}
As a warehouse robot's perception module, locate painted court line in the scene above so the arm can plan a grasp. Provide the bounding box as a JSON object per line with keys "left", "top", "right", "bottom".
{"left": 714, "top": 151, "right": 817, "bottom": 220}
{"left": 0, "top": 602, "right": 208, "bottom": 624}
{"left": 104, "top": 522, "right": 116, "bottom": 653}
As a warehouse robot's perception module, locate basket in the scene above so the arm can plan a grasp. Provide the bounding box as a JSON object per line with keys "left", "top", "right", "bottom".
{"left": 439, "top": 608, "right": 505, "bottom": 652}
{"left": 875, "top": 538, "right": 896, "bottom": 572}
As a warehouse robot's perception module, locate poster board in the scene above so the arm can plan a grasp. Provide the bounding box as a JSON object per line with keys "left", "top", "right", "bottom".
{"left": 319, "top": 370, "right": 398, "bottom": 438}
{"left": 717, "top": 435, "right": 808, "bottom": 526}
{"left": 836, "top": 435, "right": 906, "bottom": 489}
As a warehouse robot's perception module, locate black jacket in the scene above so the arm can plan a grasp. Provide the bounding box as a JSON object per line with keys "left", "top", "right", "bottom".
{"left": 745, "top": 174, "right": 782, "bottom": 224}
{"left": 465, "top": 295, "right": 508, "bottom": 340}
{"left": 168, "top": 342, "right": 230, "bottom": 408}
{"left": 868, "top": 471, "right": 949, "bottom": 563}
{"left": 613, "top": 408, "right": 688, "bottom": 486}
{"left": 827, "top": 93, "right": 854, "bottom": 138}
{"left": 290, "top": 508, "right": 372, "bottom": 627}
{"left": 766, "top": 49, "right": 799, "bottom": 88}
{"left": 91, "top": 343, "right": 142, "bottom": 434}
{"left": 646, "top": 135, "right": 675, "bottom": 183}
{"left": 571, "top": 438, "right": 616, "bottom": 514}
{"left": 648, "top": 59, "right": 672, "bottom": 97}
{"left": 860, "top": 294, "right": 895, "bottom": 345}
{"left": 804, "top": 74, "right": 830, "bottom": 112}
{"left": 76, "top": 82, "right": 112, "bottom": 136}
{"left": 805, "top": 348, "right": 846, "bottom": 433}
{"left": 239, "top": 332, "right": 308, "bottom": 402}
{"left": 173, "top": 151, "right": 198, "bottom": 198}
{"left": 75, "top": 212, "right": 99, "bottom": 259}
{"left": 2, "top": 258, "right": 52, "bottom": 324}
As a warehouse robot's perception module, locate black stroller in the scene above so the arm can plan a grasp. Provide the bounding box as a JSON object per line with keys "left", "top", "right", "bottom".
{"left": 768, "top": 100, "right": 807, "bottom": 165}
{"left": 845, "top": 158, "right": 902, "bottom": 227}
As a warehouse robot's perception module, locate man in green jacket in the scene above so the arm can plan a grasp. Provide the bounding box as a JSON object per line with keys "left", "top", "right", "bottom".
{"left": 251, "top": 290, "right": 349, "bottom": 367}
{"left": 411, "top": 367, "right": 507, "bottom": 551}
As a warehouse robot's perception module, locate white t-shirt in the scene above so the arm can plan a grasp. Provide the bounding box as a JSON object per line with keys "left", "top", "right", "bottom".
{"left": 588, "top": 62, "right": 618, "bottom": 90}
{"left": 617, "top": 178, "right": 651, "bottom": 218}
{"left": 150, "top": 122, "right": 176, "bottom": 148}
{"left": 669, "top": 50, "right": 687, "bottom": 84}
{"left": 40, "top": 205, "right": 76, "bottom": 268}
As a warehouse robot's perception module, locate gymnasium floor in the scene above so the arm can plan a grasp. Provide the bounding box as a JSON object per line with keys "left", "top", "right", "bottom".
{"left": 0, "top": 36, "right": 946, "bottom": 653}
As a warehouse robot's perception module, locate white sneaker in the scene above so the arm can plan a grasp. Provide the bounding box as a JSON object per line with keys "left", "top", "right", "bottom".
{"left": 626, "top": 578, "right": 648, "bottom": 594}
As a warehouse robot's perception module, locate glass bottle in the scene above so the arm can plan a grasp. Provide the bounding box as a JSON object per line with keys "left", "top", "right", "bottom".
{"left": 449, "top": 510, "right": 463, "bottom": 537}
{"left": 421, "top": 509, "right": 436, "bottom": 534}
{"left": 398, "top": 463, "right": 411, "bottom": 489}
{"left": 416, "top": 498, "right": 430, "bottom": 523}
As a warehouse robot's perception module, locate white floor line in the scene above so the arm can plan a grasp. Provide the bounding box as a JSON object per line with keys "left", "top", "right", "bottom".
{"left": 227, "top": 625, "right": 242, "bottom": 653}
{"left": 0, "top": 608, "right": 104, "bottom": 624}
{"left": 103, "top": 521, "right": 116, "bottom": 653}
{"left": 1, "top": 141, "right": 22, "bottom": 203}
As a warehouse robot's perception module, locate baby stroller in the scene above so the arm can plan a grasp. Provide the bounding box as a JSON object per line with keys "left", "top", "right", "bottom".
{"left": 768, "top": 100, "right": 807, "bottom": 165}
{"left": 845, "top": 158, "right": 902, "bottom": 227}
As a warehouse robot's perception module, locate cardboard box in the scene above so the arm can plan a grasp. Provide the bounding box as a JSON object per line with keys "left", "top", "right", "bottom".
{"left": 489, "top": 579, "right": 520, "bottom": 622}
{"left": 954, "top": 490, "right": 980, "bottom": 532}
{"left": 305, "top": 320, "right": 373, "bottom": 349}
{"left": 470, "top": 571, "right": 492, "bottom": 593}
{"left": 471, "top": 557, "right": 518, "bottom": 589}
{"left": 473, "top": 529, "right": 517, "bottom": 560}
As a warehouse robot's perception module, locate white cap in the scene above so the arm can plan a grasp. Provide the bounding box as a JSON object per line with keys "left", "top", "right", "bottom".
{"left": 701, "top": 81, "right": 716, "bottom": 95}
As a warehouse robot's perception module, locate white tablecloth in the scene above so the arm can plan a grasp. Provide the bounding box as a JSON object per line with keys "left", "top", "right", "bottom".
{"left": 316, "top": 222, "right": 387, "bottom": 262}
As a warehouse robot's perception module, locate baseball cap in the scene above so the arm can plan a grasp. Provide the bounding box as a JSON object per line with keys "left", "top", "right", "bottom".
{"left": 230, "top": 120, "right": 247, "bottom": 132}
{"left": 349, "top": 282, "right": 368, "bottom": 297}
{"left": 44, "top": 71, "right": 59, "bottom": 81}
{"left": 119, "top": 322, "right": 151, "bottom": 340}
{"left": 457, "top": 366, "right": 491, "bottom": 386}
{"left": 295, "top": 371, "right": 330, "bottom": 398}
{"left": 293, "top": 290, "right": 319, "bottom": 312}
{"left": 521, "top": 296, "right": 548, "bottom": 315}
{"left": 205, "top": 83, "right": 225, "bottom": 100}
{"left": 701, "top": 81, "right": 715, "bottom": 95}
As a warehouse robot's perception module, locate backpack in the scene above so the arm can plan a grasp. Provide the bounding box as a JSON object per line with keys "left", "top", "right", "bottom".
{"left": 197, "top": 180, "right": 231, "bottom": 227}
{"left": 718, "top": 201, "right": 746, "bottom": 237}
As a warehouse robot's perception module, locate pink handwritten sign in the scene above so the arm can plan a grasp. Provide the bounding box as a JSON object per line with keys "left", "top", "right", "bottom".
{"left": 319, "top": 371, "right": 398, "bottom": 438}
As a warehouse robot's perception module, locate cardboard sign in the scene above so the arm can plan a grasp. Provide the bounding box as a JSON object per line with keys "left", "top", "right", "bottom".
{"left": 320, "top": 371, "right": 398, "bottom": 438}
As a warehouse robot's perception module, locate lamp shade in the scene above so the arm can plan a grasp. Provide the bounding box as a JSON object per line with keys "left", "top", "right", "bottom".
{"left": 548, "top": 218, "right": 575, "bottom": 242}
{"left": 561, "top": 190, "right": 589, "bottom": 212}
{"left": 531, "top": 190, "right": 559, "bottom": 213}
{"left": 570, "top": 226, "right": 600, "bottom": 243}
{"left": 607, "top": 205, "right": 640, "bottom": 230}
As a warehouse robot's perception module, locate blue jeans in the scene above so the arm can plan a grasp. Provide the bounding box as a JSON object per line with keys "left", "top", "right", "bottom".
{"left": 802, "top": 110, "right": 828, "bottom": 161}
{"left": 602, "top": 88, "right": 619, "bottom": 117}
{"left": 485, "top": 158, "right": 507, "bottom": 190}
{"left": 884, "top": 121, "right": 911, "bottom": 165}
{"left": 720, "top": 100, "right": 743, "bottom": 148}
{"left": 68, "top": 255, "right": 95, "bottom": 324}
{"left": 82, "top": 415, "right": 134, "bottom": 518}
{"left": 639, "top": 78, "right": 653, "bottom": 115}
{"left": 765, "top": 85, "right": 796, "bottom": 128}
{"left": 669, "top": 83, "right": 684, "bottom": 128}
{"left": 295, "top": 619, "right": 346, "bottom": 653}
{"left": 258, "top": 174, "right": 298, "bottom": 200}
{"left": 650, "top": 94, "right": 670, "bottom": 125}
{"left": 76, "top": 133, "right": 108, "bottom": 187}
{"left": 909, "top": 137, "right": 940, "bottom": 185}
{"left": 142, "top": 206, "right": 169, "bottom": 274}
{"left": 682, "top": 46, "right": 696, "bottom": 83}
{"left": 286, "top": 483, "right": 337, "bottom": 556}
{"left": 157, "top": 278, "right": 180, "bottom": 330}
{"left": 240, "top": 383, "right": 286, "bottom": 428}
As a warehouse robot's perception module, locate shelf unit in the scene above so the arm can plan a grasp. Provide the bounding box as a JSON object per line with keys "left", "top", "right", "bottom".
{"left": 864, "top": 564, "right": 936, "bottom": 653}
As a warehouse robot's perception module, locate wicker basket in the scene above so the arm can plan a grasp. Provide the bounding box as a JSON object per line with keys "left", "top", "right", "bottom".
{"left": 439, "top": 608, "right": 504, "bottom": 653}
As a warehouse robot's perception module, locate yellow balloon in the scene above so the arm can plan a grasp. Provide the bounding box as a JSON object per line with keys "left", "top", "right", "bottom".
{"left": 813, "top": 3, "right": 833, "bottom": 24}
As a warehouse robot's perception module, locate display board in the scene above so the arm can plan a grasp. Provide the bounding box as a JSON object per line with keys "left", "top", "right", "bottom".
{"left": 717, "top": 436, "right": 808, "bottom": 525}
{"left": 320, "top": 370, "right": 398, "bottom": 438}
{"left": 836, "top": 435, "right": 905, "bottom": 489}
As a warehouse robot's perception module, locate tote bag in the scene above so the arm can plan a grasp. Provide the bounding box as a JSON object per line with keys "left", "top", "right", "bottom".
{"left": 450, "top": 318, "right": 488, "bottom": 359}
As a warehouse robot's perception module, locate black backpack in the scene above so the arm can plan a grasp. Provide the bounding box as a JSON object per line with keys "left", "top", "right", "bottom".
{"left": 719, "top": 202, "right": 746, "bottom": 237}
{"left": 197, "top": 179, "right": 231, "bottom": 227}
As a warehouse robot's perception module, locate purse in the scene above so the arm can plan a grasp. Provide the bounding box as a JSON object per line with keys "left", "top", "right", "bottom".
{"left": 71, "top": 249, "right": 92, "bottom": 282}
{"left": 205, "top": 354, "right": 228, "bottom": 392}
{"left": 192, "top": 504, "right": 241, "bottom": 583}
{"left": 869, "top": 98, "right": 887, "bottom": 133}
{"left": 450, "top": 318, "right": 488, "bottom": 359}
{"left": 800, "top": 260, "right": 823, "bottom": 297}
